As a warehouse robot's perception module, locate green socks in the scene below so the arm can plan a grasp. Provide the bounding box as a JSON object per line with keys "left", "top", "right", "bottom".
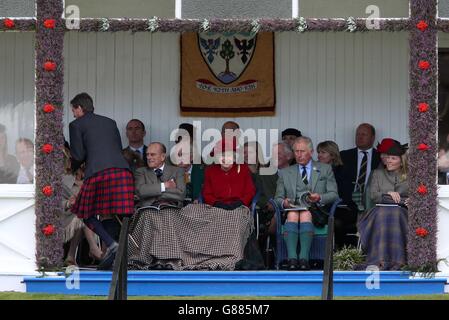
{"left": 283, "top": 222, "right": 299, "bottom": 260}
{"left": 299, "top": 222, "right": 314, "bottom": 261}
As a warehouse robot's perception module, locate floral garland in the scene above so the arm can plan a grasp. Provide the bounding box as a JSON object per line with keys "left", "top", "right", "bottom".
{"left": 0, "top": 0, "right": 439, "bottom": 270}
{"left": 64, "top": 18, "right": 411, "bottom": 33}
{"left": 34, "top": 0, "right": 65, "bottom": 269}
{"left": 0, "top": 18, "right": 36, "bottom": 31}
{"left": 407, "top": 0, "right": 438, "bottom": 271}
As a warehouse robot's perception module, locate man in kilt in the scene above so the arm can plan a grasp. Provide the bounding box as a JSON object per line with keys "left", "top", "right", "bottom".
{"left": 69, "top": 93, "right": 134, "bottom": 269}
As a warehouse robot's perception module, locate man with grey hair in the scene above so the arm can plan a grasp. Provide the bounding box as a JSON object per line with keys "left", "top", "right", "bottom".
{"left": 275, "top": 136, "right": 338, "bottom": 270}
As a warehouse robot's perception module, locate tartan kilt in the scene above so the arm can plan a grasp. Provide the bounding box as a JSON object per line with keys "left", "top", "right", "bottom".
{"left": 71, "top": 167, "right": 135, "bottom": 219}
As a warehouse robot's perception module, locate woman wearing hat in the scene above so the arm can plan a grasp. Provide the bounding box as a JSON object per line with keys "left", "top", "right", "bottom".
{"left": 358, "top": 139, "right": 409, "bottom": 270}
{"left": 203, "top": 139, "right": 256, "bottom": 209}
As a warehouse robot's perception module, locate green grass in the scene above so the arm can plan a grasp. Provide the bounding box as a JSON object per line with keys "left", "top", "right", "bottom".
{"left": 1, "top": 292, "right": 448, "bottom": 300}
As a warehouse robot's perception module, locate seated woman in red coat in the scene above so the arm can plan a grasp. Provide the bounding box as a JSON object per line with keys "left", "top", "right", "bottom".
{"left": 203, "top": 139, "right": 256, "bottom": 209}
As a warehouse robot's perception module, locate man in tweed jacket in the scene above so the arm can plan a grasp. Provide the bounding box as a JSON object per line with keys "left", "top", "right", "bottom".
{"left": 275, "top": 136, "right": 338, "bottom": 271}
{"left": 135, "top": 142, "right": 186, "bottom": 208}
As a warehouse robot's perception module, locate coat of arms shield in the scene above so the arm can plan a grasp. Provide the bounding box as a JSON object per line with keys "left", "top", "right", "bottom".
{"left": 198, "top": 32, "right": 257, "bottom": 85}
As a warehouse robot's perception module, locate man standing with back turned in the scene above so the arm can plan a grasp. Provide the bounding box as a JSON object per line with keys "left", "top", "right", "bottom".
{"left": 69, "top": 93, "right": 135, "bottom": 269}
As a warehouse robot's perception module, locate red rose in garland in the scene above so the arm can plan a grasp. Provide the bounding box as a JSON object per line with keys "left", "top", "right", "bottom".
{"left": 44, "top": 61, "right": 57, "bottom": 71}
{"left": 416, "top": 20, "right": 428, "bottom": 32}
{"left": 3, "top": 18, "right": 14, "bottom": 29}
{"left": 418, "top": 60, "right": 430, "bottom": 70}
{"left": 416, "top": 227, "right": 429, "bottom": 238}
{"left": 43, "top": 104, "right": 55, "bottom": 113}
{"left": 42, "top": 186, "right": 53, "bottom": 197}
{"left": 418, "top": 103, "right": 429, "bottom": 113}
{"left": 42, "top": 144, "right": 54, "bottom": 154}
{"left": 42, "top": 224, "right": 55, "bottom": 236}
{"left": 43, "top": 19, "right": 56, "bottom": 29}
{"left": 417, "top": 185, "right": 427, "bottom": 195}
{"left": 417, "top": 143, "right": 429, "bottom": 151}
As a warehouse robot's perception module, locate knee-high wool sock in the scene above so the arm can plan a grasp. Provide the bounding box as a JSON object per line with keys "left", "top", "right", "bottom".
{"left": 283, "top": 222, "right": 299, "bottom": 260}
{"left": 299, "top": 222, "right": 314, "bottom": 261}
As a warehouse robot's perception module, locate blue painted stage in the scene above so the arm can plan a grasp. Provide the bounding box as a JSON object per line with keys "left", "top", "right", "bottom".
{"left": 23, "top": 271, "right": 448, "bottom": 297}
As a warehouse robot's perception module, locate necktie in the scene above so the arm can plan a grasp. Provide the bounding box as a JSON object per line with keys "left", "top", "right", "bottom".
{"left": 301, "top": 166, "right": 308, "bottom": 185}
{"left": 155, "top": 168, "right": 163, "bottom": 179}
{"left": 357, "top": 151, "right": 368, "bottom": 193}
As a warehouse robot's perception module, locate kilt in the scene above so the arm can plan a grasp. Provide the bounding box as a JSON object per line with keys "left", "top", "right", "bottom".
{"left": 71, "top": 167, "right": 135, "bottom": 219}
{"left": 358, "top": 205, "right": 408, "bottom": 270}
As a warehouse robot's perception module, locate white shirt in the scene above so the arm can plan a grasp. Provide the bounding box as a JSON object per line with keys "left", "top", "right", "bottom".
{"left": 16, "top": 165, "right": 34, "bottom": 184}
{"left": 354, "top": 148, "right": 373, "bottom": 191}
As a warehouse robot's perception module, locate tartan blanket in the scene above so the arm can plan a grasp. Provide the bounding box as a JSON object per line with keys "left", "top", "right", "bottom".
{"left": 358, "top": 205, "right": 408, "bottom": 270}
{"left": 128, "top": 204, "right": 253, "bottom": 270}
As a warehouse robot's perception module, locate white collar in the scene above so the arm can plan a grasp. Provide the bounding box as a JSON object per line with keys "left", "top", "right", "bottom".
{"left": 357, "top": 147, "right": 373, "bottom": 155}
{"left": 130, "top": 145, "right": 144, "bottom": 152}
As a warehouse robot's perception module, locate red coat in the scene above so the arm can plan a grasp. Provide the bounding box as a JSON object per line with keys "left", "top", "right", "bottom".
{"left": 202, "top": 164, "right": 256, "bottom": 207}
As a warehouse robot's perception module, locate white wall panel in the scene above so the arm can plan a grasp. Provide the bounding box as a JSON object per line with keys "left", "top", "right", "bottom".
{"left": 63, "top": 31, "right": 409, "bottom": 155}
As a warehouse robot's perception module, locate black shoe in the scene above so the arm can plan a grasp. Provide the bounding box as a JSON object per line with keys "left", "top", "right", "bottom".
{"left": 152, "top": 263, "right": 164, "bottom": 270}
{"left": 287, "top": 259, "right": 299, "bottom": 271}
{"left": 163, "top": 264, "right": 174, "bottom": 270}
{"left": 298, "top": 259, "right": 310, "bottom": 271}
{"left": 97, "top": 242, "right": 118, "bottom": 270}
{"left": 280, "top": 259, "right": 289, "bottom": 270}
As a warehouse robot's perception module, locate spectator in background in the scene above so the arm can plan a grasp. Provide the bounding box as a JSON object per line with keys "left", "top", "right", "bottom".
{"left": 338, "top": 123, "right": 380, "bottom": 247}
{"left": 15, "top": 138, "right": 34, "bottom": 184}
{"left": 316, "top": 140, "right": 348, "bottom": 249}
{"left": 438, "top": 134, "right": 449, "bottom": 185}
{"left": 61, "top": 145, "right": 103, "bottom": 266}
{"left": 281, "top": 128, "right": 302, "bottom": 149}
{"left": 0, "top": 124, "right": 19, "bottom": 184}
{"left": 172, "top": 125, "right": 205, "bottom": 204}
{"left": 123, "top": 119, "right": 147, "bottom": 172}
{"left": 243, "top": 141, "right": 267, "bottom": 177}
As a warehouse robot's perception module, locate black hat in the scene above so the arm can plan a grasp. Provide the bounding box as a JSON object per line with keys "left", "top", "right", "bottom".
{"left": 281, "top": 128, "right": 302, "bottom": 138}
{"left": 384, "top": 140, "right": 407, "bottom": 156}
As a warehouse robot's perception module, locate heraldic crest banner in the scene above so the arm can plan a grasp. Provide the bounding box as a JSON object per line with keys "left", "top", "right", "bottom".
{"left": 181, "top": 32, "right": 275, "bottom": 116}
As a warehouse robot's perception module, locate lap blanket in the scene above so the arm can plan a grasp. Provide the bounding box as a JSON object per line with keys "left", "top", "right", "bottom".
{"left": 128, "top": 204, "right": 253, "bottom": 270}
{"left": 358, "top": 205, "right": 408, "bottom": 270}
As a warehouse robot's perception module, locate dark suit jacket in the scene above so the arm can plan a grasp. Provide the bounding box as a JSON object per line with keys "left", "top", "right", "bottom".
{"left": 69, "top": 112, "right": 130, "bottom": 179}
{"left": 134, "top": 163, "right": 186, "bottom": 208}
{"left": 339, "top": 147, "right": 381, "bottom": 207}
{"left": 255, "top": 172, "right": 278, "bottom": 208}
